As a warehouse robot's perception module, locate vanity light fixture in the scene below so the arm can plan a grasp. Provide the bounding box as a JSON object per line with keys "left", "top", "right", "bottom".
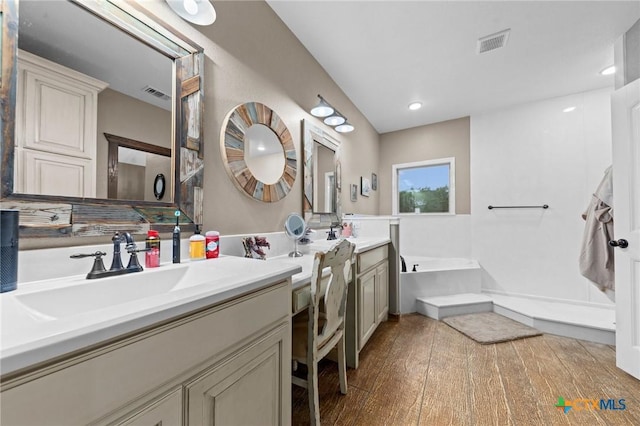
{"left": 310, "top": 95, "right": 334, "bottom": 117}
{"left": 408, "top": 101, "right": 422, "bottom": 111}
{"left": 166, "top": 0, "right": 216, "bottom": 26}
{"left": 310, "top": 94, "right": 355, "bottom": 133}
{"left": 324, "top": 112, "right": 346, "bottom": 126}
{"left": 600, "top": 65, "right": 616, "bottom": 76}
{"left": 335, "top": 121, "right": 354, "bottom": 133}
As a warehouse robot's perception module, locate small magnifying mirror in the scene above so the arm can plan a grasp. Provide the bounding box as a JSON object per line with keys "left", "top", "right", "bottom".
{"left": 284, "top": 213, "right": 307, "bottom": 257}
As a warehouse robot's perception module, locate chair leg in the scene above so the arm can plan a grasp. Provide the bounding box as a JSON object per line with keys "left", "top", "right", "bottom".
{"left": 308, "top": 360, "right": 321, "bottom": 426}
{"left": 337, "top": 335, "right": 348, "bottom": 395}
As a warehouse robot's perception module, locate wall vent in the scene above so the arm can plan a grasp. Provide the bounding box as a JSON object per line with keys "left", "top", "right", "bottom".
{"left": 142, "top": 85, "right": 170, "bottom": 101}
{"left": 477, "top": 29, "right": 510, "bottom": 54}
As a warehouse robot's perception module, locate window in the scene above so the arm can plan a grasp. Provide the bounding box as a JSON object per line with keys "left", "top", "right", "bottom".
{"left": 392, "top": 157, "right": 455, "bottom": 214}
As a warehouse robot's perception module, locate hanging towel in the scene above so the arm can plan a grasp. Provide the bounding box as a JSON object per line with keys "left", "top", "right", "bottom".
{"left": 579, "top": 166, "right": 615, "bottom": 293}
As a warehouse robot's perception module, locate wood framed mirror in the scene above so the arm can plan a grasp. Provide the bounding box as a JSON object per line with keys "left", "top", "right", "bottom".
{"left": 0, "top": 0, "right": 205, "bottom": 237}
{"left": 221, "top": 102, "right": 297, "bottom": 202}
{"left": 302, "top": 119, "right": 341, "bottom": 225}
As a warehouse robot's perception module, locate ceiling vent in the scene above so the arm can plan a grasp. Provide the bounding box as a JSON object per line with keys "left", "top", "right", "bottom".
{"left": 142, "top": 85, "right": 170, "bottom": 101}
{"left": 477, "top": 29, "right": 510, "bottom": 54}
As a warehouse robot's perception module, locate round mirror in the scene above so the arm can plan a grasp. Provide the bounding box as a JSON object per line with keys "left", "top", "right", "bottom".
{"left": 244, "top": 124, "right": 285, "bottom": 184}
{"left": 220, "top": 102, "right": 297, "bottom": 202}
{"left": 284, "top": 213, "right": 306, "bottom": 257}
{"left": 285, "top": 213, "right": 306, "bottom": 240}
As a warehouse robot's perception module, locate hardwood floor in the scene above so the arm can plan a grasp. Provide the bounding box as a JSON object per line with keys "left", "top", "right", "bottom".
{"left": 291, "top": 314, "right": 640, "bottom": 425}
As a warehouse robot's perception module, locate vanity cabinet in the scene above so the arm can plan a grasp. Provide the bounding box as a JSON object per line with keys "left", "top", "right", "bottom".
{"left": 14, "top": 49, "right": 107, "bottom": 197}
{"left": 0, "top": 281, "right": 291, "bottom": 426}
{"left": 346, "top": 243, "right": 389, "bottom": 367}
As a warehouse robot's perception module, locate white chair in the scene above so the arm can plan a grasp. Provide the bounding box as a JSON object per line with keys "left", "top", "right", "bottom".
{"left": 292, "top": 239, "right": 355, "bottom": 425}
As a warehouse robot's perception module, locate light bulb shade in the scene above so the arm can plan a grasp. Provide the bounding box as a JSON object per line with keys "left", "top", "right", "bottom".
{"left": 324, "top": 113, "right": 346, "bottom": 126}
{"left": 335, "top": 122, "right": 354, "bottom": 133}
{"left": 166, "top": 0, "right": 216, "bottom": 26}
{"left": 310, "top": 98, "right": 334, "bottom": 117}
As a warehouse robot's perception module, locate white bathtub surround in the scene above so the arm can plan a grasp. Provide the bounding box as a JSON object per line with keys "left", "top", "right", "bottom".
{"left": 400, "top": 256, "right": 481, "bottom": 313}
{"left": 399, "top": 214, "right": 471, "bottom": 259}
{"left": 471, "top": 87, "right": 614, "bottom": 306}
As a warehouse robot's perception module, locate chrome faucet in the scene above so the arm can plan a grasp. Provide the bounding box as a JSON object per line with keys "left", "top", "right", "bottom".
{"left": 71, "top": 231, "right": 144, "bottom": 279}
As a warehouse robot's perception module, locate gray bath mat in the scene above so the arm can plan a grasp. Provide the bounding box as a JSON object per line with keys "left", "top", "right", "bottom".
{"left": 443, "top": 312, "right": 542, "bottom": 344}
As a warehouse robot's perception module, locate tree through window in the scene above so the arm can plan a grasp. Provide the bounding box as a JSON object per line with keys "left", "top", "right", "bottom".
{"left": 392, "top": 158, "right": 455, "bottom": 214}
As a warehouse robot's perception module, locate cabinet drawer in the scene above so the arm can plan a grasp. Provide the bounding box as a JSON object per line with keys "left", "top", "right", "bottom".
{"left": 292, "top": 274, "right": 330, "bottom": 314}
{"left": 357, "top": 245, "right": 388, "bottom": 274}
{"left": 112, "top": 388, "right": 183, "bottom": 426}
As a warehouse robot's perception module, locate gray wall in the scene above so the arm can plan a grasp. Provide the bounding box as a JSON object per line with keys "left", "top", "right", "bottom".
{"left": 137, "top": 0, "right": 381, "bottom": 235}
{"left": 378, "top": 117, "right": 471, "bottom": 215}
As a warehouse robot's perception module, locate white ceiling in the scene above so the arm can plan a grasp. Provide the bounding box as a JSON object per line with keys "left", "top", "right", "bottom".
{"left": 267, "top": 1, "right": 640, "bottom": 134}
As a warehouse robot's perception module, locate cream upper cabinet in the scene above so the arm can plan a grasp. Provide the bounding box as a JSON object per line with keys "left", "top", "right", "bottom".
{"left": 15, "top": 49, "right": 107, "bottom": 197}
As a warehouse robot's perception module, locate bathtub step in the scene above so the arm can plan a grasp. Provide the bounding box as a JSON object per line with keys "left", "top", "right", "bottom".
{"left": 416, "top": 293, "right": 493, "bottom": 320}
{"left": 490, "top": 294, "right": 615, "bottom": 345}
{"left": 416, "top": 293, "right": 616, "bottom": 345}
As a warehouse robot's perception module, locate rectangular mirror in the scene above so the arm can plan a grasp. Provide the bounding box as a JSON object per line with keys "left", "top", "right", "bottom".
{"left": 1, "top": 0, "right": 205, "bottom": 237}
{"left": 302, "top": 119, "right": 341, "bottom": 225}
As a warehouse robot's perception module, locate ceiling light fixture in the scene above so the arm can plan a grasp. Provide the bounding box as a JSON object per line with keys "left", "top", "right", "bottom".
{"left": 408, "top": 101, "right": 422, "bottom": 111}
{"left": 563, "top": 106, "right": 576, "bottom": 113}
{"left": 310, "top": 94, "right": 355, "bottom": 133}
{"left": 600, "top": 65, "right": 616, "bottom": 76}
{"left": 165, "top": 0, "right": 216, "bottom": 26}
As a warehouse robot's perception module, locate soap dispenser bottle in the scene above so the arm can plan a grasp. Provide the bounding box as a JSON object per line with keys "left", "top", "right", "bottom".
{"left": 189, "top": 225, "right": 206, "bottom": 261}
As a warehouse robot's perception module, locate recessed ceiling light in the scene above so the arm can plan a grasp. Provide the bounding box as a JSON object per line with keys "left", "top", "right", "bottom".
{"left": 408, "top": 102, "right": 422, "bottom": 111}
{"left": 563, "top": 106, "right": 576, "bottom": 113}
{"left": 600, "top": 65, "right": 616, "bottom": 76}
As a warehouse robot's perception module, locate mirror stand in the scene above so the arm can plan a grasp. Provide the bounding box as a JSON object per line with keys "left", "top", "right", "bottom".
{"left": 284, "top": 212, "right": 306, "bottom": 257}
{"left": 289, "top": 239, "right": 303, "bottom": 258}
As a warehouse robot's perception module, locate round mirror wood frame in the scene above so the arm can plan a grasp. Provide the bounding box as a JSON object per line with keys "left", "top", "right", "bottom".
{"left": 221, "top": 102, "right": 297, "bottom": 202}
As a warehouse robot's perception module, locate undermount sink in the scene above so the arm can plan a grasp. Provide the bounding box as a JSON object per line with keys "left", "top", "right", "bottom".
{"left": 15, "top": 265, "right": 189, "bottom": 320}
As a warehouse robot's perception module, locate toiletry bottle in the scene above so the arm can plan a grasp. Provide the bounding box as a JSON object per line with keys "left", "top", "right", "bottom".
{"left": 173, "top": 210, "right": 181, "bottom": 263}
{"left": 205, "top": 230, "right": 220, "bottom": 259}
{"left": 145, "top": 230, "right": 160, "bottom": 268}
{"left": 189, "top": 226, "right": 206, "bottom": 260}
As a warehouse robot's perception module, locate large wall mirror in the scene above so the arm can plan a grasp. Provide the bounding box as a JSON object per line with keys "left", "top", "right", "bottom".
{"left": 0, "top": 0, "right": 205, "bottom": 237}
{"left": 302, "top": 119, "right": 341, "bottom": 224}
{"left": 221, "top": 102, "right": 297, "bottom": 203}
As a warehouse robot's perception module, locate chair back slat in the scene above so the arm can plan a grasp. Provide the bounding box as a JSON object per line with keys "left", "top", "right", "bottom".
{"left": 309, "top": 240, "right": 354, "bottom": 345}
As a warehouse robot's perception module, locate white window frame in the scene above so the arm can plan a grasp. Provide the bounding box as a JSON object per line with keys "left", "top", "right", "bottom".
{"left": 392, "top": 157, "right": 456, "bottom": 215}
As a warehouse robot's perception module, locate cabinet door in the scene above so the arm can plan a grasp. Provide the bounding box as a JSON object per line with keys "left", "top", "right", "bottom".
{"left": 358, "top": 268, "right": 377, "bottom": 350}
{"left": 21, "top": 149, "right": 94, "bottom": 197}
{"left": 376, "top": 263, "right": 389, "bottom": 324}
{"left": 186, "top": 325, "right": 289, "bottom": 426}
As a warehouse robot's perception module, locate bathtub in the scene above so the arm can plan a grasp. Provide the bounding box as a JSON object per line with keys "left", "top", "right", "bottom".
{"left": 400, "top": 256, "right": 481, "bottom": 314}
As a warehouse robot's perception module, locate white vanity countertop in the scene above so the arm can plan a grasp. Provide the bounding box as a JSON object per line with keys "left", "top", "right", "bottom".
{"left": 0, "top": 256, "right": 301, "bottom": 376}
{"left": 268, "top": 236, "right": 391, "bottom": 290}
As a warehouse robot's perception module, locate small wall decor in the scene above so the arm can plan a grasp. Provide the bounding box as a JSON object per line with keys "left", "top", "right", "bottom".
{"left": 372, "top": 173, "right": 378, "bottom": 190}
{"left": 153, "top": 174, "right": 166, "bottom": 200}
{"left": 350, "top": 184, "right": 358, "bottom": 202}
{"left": 360, "top": 176, "right": 371, "bottom": 197}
